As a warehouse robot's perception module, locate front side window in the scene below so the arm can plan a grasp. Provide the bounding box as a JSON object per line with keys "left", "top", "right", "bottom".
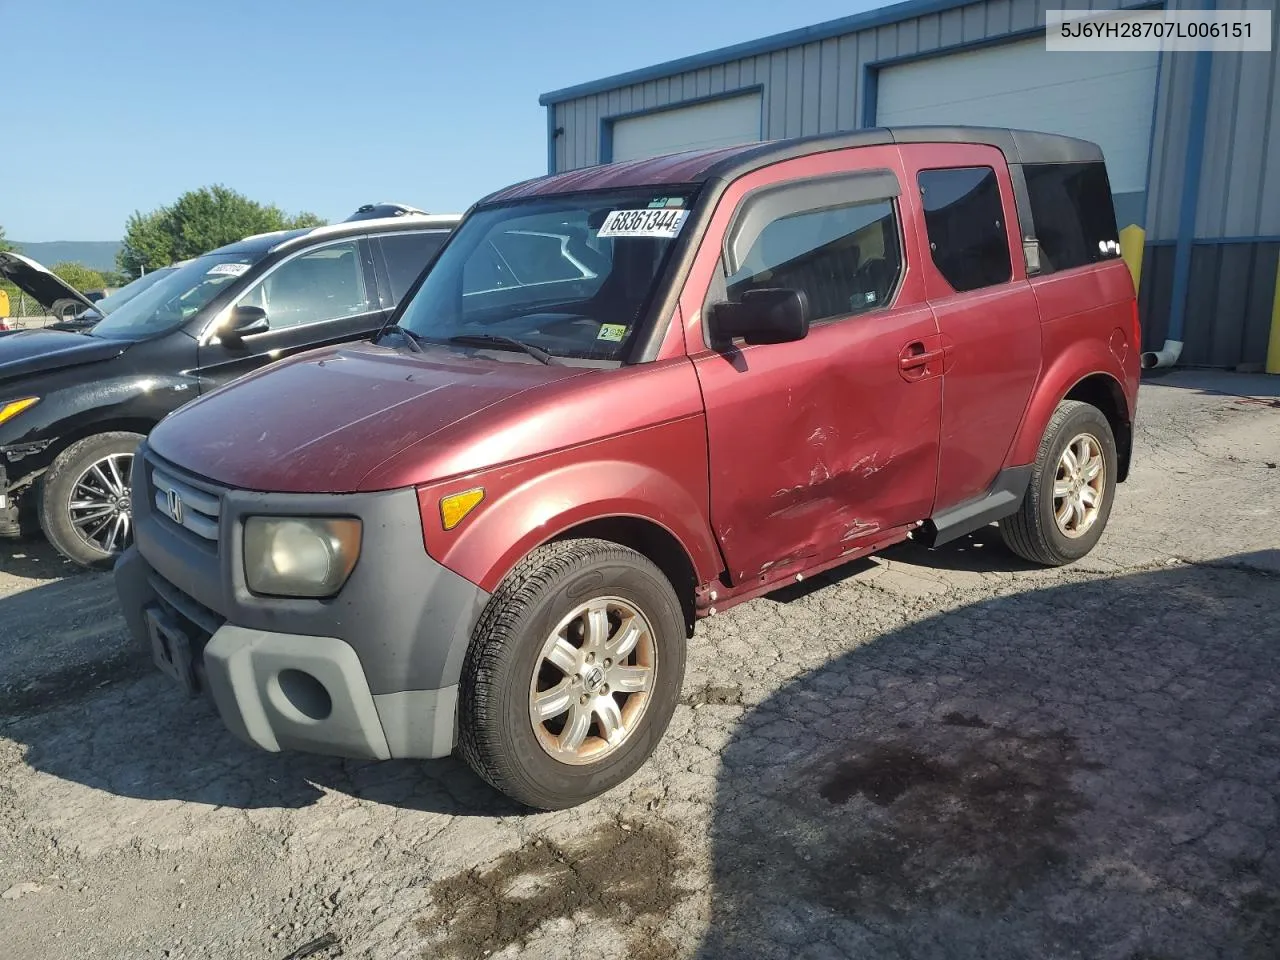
{"left": 378, "top": 232, "right": 449, "bottom": 304}
{"left": 91, "top": 253, "right": 263, "bottom": 339}
{"left": 395, "top": 187, "right": 698, "bottom": 362}
{"left": 918, "top": 166, "right": 1012, "bottom": 293}
{"left": 1023, "top": 162, "right": 1121, "bottom": 273}
{"left": 720, "top": 199, "right": 902, "bottom": 323}
{"left": 237, "top": 240, "right": 371, "bottom": 330}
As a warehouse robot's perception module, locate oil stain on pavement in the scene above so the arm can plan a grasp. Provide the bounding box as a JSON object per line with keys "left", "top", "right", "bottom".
{"left": 418, "top": 820, "right": 688, "bottom": 959}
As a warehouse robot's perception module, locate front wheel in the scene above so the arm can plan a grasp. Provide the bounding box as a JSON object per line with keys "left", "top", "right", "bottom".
{"left": 39, "top": 432, "right": 144, "bottom": 569}
{"left": 458, "top": 538, "right": 687, "bottom": 811}
{"left": 999, "top": 400, "right": 1117, "bottom": 566}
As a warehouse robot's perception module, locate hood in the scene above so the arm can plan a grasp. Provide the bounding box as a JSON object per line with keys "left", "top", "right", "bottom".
{"left": 148, "top": 342, "right": 592, "bottom": 493}
{"left": 0, "top": 253, "right": 99, "bottom": 313}
{"left": 0, "top": 328, "right": 128, "bottom": 382}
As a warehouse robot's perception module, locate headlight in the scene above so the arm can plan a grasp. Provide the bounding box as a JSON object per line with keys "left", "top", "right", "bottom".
{"left": 0, "top": 396, "right": 39, "bottom": 426}
{"left": 243, "top": 516, "right": 362, "bottom": 598}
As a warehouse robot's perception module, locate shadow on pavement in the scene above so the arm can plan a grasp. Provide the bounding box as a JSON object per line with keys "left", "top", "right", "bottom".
{"left": 5, "top": 659, "right": 519, "bottom": 816}
{"left": 1141, "top": 369, "right": 1280, "bottom": 402}
{"left": 696, "top": 550, "right": 1280, "bottom": 960}
{"left": 0, "top": 536, "right": 85, "bottom": 581}
{"left": 879, "top": 525, "right": 1043, "bottom": 574}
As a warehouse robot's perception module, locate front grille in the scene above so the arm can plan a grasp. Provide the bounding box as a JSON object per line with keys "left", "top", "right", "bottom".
{"left": 146, "top": 455, "right": 225, "bottom": 546}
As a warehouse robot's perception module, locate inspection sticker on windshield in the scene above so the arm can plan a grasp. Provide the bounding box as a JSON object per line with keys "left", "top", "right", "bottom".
{"left": 597, "top": 208, "right": 689, "bottom": 239}
{"left": 207, "top": 262, "right": 251, "bottom": 277}
{"left": 597, "top": 323, "right": 628, "bottom": 342}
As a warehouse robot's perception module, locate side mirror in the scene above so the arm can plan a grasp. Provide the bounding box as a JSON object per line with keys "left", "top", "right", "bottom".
{"left": 219, "top": 305, "right": 269, "bottom": 347}
{"left": 708, "top": 288, "right": 810, "bottom": 346}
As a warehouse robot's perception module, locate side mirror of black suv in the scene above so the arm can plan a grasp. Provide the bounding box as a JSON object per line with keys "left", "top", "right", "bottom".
{"left": 220, "top": 305, "right": 270, "bottom": 347}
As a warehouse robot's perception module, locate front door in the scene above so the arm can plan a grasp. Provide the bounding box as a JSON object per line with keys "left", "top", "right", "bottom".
{"left": 682, "top": 147, "right": 944, "bottom": 587}
{"left": 196, "top": 237, "right": 386, "bottom": 393}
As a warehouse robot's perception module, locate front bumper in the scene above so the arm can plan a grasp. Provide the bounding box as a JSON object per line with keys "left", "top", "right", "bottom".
{"left": 113, "top": 444, "right": 492, "bottom": 760}
{"left": 206, "top": 624, "right": 457, "bottom": 760}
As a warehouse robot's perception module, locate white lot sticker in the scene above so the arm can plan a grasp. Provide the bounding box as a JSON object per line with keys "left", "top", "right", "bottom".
{"left": 207, "top": 262, "right": 250, "bottom": 277}
{"left": 597, "top": 208, "right": 689, "bottom": 239}
{"left": 597, "top": 323, "right": 628, "bottom": 342}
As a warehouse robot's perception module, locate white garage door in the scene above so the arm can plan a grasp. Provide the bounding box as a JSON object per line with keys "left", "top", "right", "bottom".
{"left": 876, "top": 36, "right": 1158, "bottom": 196}
{"left": 611, "top": 92, "right": 762, "bottom": 163}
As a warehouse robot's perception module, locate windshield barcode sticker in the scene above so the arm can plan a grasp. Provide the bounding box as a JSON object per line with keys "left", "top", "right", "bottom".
{"left": 597, "top": 208, "right": 689, "bottom": 239}
{"left": 207, "top": 262, "right": 251, "bottom": 277}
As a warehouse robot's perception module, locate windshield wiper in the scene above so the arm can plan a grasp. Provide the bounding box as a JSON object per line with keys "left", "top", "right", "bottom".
{"left": 447, "top": 334, "right": 559, "bottom": 366}
{"left": 376, "top": 326, "right": 423, "bottom": 353}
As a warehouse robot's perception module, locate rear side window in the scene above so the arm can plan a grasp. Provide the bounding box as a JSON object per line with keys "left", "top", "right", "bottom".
{"left": 721, "top": 200, "right": 903, "bottom": 323}
{"left": 918, "top": 167, "right": 1012, "bottom": 292}
{"left": 1023, "top": 162, "right": 1121, "bottom": 273}
{"left": 378, "top": 232, "right": 448, "bottom": 304}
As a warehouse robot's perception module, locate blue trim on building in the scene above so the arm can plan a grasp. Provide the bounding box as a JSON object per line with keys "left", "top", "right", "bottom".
{"left": 546, "top": 105, "right": 557, "bottom": 175}
{"left": 1166, "top": 0, "right": 1217, "bottom": 344}
{"left": 861, "top": 66, "right": 879, "bottom": 128}
{"left": 1137, "top": 24, "right": 1166, "bottom": 230}
{"left": 539, "top": 0, "right": 984, "bottom": 106}
{"left": 597, "top": 86, "right": 765, "bottom": 166}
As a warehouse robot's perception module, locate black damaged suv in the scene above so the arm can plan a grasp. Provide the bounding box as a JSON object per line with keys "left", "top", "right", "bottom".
{"left": 0, "top": 213, "right": 459, "bottom": 567}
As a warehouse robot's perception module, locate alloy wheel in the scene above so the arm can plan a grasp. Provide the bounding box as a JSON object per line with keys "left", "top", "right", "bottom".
{"left": 1052, "top": 433, "right": 1105, "bottom": 539}
{"left": 528, "top": 596, "right": 657, "bottom": 765}
{"left": 67, "top": 452, "right": 134, "bottom": 554}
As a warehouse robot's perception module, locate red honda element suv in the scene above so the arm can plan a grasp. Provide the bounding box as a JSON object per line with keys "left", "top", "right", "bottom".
{"left": 115, "top": 127, "right": 1142, "bottom": 810}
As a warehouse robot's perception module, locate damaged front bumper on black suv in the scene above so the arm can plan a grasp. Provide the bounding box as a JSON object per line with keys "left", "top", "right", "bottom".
{"left": 113, "top": 441, "right": 492, "bottom": 761}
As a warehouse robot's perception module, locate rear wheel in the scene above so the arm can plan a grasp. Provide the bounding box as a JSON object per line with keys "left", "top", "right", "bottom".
{"left": 999, "top": 400, "right": 1117, "bottom": 566}
{"left": 39, "top": 432, "right": 144, "bottom": 569}
{"left": 458, "top": 538, "right": 686, "bottom": 810}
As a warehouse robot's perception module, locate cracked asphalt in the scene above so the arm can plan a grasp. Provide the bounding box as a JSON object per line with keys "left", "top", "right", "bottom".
{"left": 1, "top": 370, "right": 1278, "bottom": 960}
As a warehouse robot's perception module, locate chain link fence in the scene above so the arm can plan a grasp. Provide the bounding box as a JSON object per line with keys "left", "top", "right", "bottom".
{"left": 0, "top": 283, "right": 56, "bottom": 326}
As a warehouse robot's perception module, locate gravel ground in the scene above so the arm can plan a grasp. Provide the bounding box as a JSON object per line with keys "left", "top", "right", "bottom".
{"left": 1, "top": 370, "right": 1277, "bottom": 960}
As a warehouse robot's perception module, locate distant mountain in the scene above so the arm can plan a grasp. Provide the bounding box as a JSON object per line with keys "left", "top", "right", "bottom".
{"left": 12, "top": 240, "right": 122, "bottom": 273}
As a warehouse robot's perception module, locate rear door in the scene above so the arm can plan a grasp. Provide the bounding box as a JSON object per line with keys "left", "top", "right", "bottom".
{"left": 897, "top": 144, "right": 1042, "bottom": 509}
{"left": 195, "top": 236, "right": 385, "bottom": 393}
{"left": 680, "top": 147, "right": 944, "bottom": 586}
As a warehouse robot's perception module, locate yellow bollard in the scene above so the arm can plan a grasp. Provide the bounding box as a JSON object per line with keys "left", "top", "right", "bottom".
{"left": 1118, "top": 223, "right": 1145, "bottom": 295}
{"left": 1266, "top": 249, "right": 1280, "bottom": 375}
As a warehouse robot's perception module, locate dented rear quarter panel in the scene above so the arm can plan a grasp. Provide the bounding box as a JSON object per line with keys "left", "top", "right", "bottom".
{"left": 1005, "top": 259, "right": 1141, "bottom": 469}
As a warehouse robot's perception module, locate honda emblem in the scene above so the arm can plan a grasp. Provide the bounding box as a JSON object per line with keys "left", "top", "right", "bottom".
{"left": 167, "top": 488, "right": 184, "bottom": 525}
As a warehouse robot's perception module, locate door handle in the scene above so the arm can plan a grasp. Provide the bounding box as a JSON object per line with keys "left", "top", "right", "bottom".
{"left": 899, "top": 344, "right": 944, "bottom": 370}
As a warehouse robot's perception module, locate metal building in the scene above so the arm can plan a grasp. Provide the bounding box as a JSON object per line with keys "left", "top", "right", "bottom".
{"left": 539, "top": 0, "right": 1280, "bottom": 372}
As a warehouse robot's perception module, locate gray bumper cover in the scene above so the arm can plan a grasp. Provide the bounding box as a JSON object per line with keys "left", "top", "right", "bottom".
{"left": 113, "top": 444, "right": 492, "bottom": 761}
{"left": 205, "top": 625, "right": 457, "bottom": 760}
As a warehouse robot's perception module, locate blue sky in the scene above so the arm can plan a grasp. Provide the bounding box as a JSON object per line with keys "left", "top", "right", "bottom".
{"left": 2, "top": 0, "right": 880, "bottom": 242}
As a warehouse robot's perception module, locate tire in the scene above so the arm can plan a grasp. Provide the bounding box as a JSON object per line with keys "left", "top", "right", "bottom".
{"left": 49, "top": 298, "right": 83, "bottom": 323}
{"left": 458, "top": 538, "right": 687, "bottom": 811}
{"left": 999, "top": 400, "right": 1118, "bottom": 566}
{"left": 38, "top": 432, "right": 144, "bottom": 570}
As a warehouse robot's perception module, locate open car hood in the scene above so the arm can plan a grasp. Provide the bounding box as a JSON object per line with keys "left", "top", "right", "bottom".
{"left": 0, "top": 252, "right": 99, "bottom": 313}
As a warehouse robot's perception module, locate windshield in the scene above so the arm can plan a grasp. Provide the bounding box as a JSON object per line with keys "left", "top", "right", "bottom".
{"left": 83, "top": 267, "right": 176, "bottom": 317}
{"left": 395, "top": 187, "right": 699, "bottom": 362}
{"left": 91, "top": 253, "right": 261, "bottom": 339}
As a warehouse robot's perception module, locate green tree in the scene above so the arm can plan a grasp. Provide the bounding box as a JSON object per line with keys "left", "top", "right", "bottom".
{"left": 117, "top": 185, "right": 327, "bottom": 277}
{"left": 0, "top": 224, "right": 16, "bottom": 254}
{"left": 49, "top": 261, "right": 108, "bottom": 293}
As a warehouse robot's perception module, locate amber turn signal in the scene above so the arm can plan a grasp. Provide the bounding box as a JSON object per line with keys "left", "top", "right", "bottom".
{"left": 0, "top": 396, "right": 39, "bottom": 426}
{"left": 440, "top": 488, "right": 485, "bottom": 530}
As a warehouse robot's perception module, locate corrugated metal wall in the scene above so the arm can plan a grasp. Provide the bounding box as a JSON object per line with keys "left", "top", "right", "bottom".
{"left": 1146, "top": 0, "right": 1279, "bottom": 242}
{"left": 550, "top": 0, "right": 1153, "bottom": 174}
{"left": 547, "top": 0, "right": 1280, "bottom": 368}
